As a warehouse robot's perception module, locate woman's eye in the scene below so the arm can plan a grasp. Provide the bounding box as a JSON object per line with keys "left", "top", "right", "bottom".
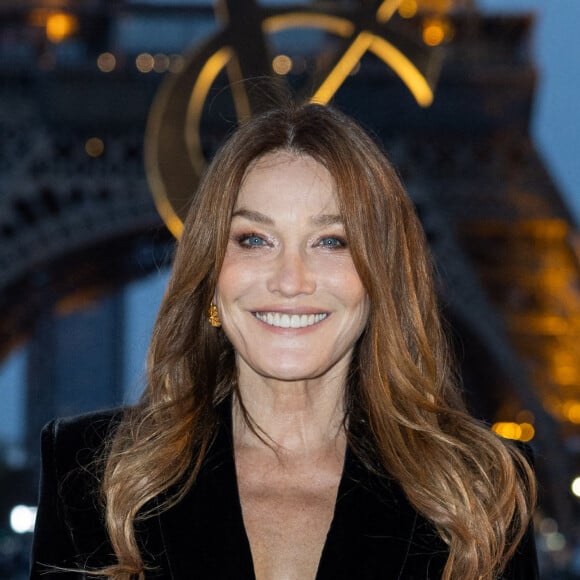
{"left": 318, "top": 237, "right": 345, "bottom": 248}
{"left": 238, "top": 234, "right": 267, "bottom": 247}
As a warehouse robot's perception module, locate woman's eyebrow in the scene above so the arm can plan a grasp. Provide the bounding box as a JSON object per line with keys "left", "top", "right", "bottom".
{"left": 231, "top": 209, "right": 343, "bottom": 227}
{"left": 231, "top": 208, "right": 274, "bottom": 225}
{"left": 311, "top": 214, "right": 343, "bottom": 226}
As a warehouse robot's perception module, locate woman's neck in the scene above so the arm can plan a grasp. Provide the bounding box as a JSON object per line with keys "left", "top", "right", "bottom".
{"left": 232, "top": 373, "right": 347, "bottom": 456}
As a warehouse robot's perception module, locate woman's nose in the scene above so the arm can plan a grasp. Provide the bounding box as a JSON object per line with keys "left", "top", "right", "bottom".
{"left": 266, "top": 250, "right": 316, "bottom": 296}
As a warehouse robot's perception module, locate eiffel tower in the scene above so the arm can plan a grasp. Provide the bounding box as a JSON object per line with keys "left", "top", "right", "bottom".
{"left": 0, "top": 0, "right": 578, "bottom": 565}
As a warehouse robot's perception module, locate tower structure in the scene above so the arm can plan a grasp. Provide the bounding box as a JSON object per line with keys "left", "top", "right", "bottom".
{"left": 0, "top": 0, "right": 579, "bottom": 568}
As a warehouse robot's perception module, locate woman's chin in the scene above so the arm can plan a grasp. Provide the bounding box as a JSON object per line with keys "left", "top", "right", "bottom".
{"left": 240, "top": 353, "right": 346, "bottom": 385}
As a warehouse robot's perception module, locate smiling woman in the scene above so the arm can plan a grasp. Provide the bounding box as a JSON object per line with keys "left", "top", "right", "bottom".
{"left": 216, "top": 152, "right": 369, "bottom": 387}
{"left": 31, "top": 104, "right": 538, "bottom": 580}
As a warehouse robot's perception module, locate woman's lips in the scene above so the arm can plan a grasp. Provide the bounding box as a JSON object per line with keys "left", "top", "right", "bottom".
{"left": 254, "top": 312, "right": 328, "bottom": 329}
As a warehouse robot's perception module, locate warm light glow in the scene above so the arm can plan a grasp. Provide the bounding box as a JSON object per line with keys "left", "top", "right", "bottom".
{"left": 97, "top": 52, "right": 116, "bottom": 73}
{"left": 423, "top": 20, "right": 445, "bottom": 46}
{"left": 492, "top": 421, "right": 535, "bottom": 442}
{"left": 376, "top": 0, "right": 403, "bottom": 23}
{"left": 85, "top": 138, "right": 104, "bottom": 158}
{"left": 518, "top": 422, "right": 535, "bottom": 442}
{"left": 136, "top": 53, "right": 154, "bottom": 73}
{"left": 368, "top": 35, "right": 434, "bottom": 106}
{"left": 153, "top": 53, "right": 170, "bottom": 73}
{"left": 418, "top": 0, "right": 452, "bottom": 10}
{"left": 399, "top": 0, "right": 418, "bottom": 18}
{"left": 312, "top": 32, "right": 373, "bottom": 104}
{"left": 264, "top": 13, "right": 355, "bottom": 37}
{"left": 492, "top": 422, "right": 522, "bottom": 440}
{"left": 572, "top": 477, "right": 580, "bottom": 498}
{"left": 272, "top": 54, "right": 293, "bottom": 75}
{"left": 46, "top": 12, "right": 79, "bottom": 44}
{"left": 553, "top": 365, "right": 578, "bottom": 385}
{"left": 511, "top": 315, "right": 569, "bottom": 335}
{"left": 563, "top": 401, "right": 580, "bottom": 424}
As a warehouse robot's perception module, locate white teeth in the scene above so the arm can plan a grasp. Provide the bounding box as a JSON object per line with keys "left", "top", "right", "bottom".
{"left": 255, "top": 312, "right": 327, "bottom": 328}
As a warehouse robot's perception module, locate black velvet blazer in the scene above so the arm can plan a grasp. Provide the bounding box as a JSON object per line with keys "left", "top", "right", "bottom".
{"left": 30, "top": 407, "right": 539, "bottom": 579}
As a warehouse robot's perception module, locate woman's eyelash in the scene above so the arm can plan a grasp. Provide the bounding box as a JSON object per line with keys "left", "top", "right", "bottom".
{"left": 318, "top": 236, "right": 347, "bottom": 248}
{"left": 235, "top": 233, "right": 267, "bottom": 247}
{"left": 233, "top": 233, "right": 347, "bottom": 249}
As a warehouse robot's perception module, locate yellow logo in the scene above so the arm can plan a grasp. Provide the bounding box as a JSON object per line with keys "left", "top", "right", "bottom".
{"left": 145, "top": 0, "right": 440, "bottom": 237}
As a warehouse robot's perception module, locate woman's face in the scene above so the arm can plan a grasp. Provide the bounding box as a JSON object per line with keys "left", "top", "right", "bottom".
{"left": 215, "top": 151, "right": 369, "bottom": 385}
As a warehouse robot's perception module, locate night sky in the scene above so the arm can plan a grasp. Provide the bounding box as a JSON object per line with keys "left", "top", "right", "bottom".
{"left": 480, "top": 0, "right": 580, "bottom": 222}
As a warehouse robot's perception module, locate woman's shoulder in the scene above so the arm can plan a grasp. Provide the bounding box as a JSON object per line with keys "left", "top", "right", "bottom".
{"left": 40, "top": 407, "right": 126, "bottom": 476}
{"left": 32, "top": 409, "right": 126, "bottom": 574}
{"left": 43, "top": 406, "right": 125, "bottom": 438}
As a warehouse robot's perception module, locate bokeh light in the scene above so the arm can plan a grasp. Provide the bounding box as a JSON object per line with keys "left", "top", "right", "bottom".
{"left": 422, "top": 19, "right": 446, "bottom": 46}
{"left": 491, "top": 421, "right": 535, "bottom": 442}
{"left": 10, "top": 505, "right": 37, "bottom": 534}
{"left": 85, "top": 138, "right": 105, "bottom": 158}
{"left": 136, "top": 53, "right": 154, "bottom": 73}
{"left": 398, "top": 0, "right": 418, "bottom": 19}
{"left": 46, "top": 12, "right": 79, "bottom": 44}
{"left": 272, "top": 54, "right": 293, "bottom": 75}
{"left": 572, "top": 476, "right": 580, "bottom": 498}
{"left": 97, "top": 52, "right": 116, "bottom": 73}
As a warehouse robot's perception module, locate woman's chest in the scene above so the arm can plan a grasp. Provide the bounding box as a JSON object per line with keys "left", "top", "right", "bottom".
{"left": 238, "top": 475, "right": 340, "bottom": 580}
{"left": 126, "top": 436, "right": 448, "bottom": 579}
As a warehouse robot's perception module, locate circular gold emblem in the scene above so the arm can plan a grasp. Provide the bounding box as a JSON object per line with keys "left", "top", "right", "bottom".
{"left": 145, "top": 0, "right": 439, "bottom": 237}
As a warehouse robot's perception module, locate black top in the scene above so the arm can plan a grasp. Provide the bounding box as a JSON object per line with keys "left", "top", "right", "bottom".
{"left": 30, "top": 405, "right": 539, "bottom": 579}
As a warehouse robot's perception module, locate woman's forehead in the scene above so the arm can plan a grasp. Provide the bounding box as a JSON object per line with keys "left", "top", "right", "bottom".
{"left": 234, "top": 151, "right": 339, "bottom": 215}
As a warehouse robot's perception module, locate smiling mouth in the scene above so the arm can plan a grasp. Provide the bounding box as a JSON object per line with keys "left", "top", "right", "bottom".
{"left": 254, "top": 312, "right": 328, "bottom": 329}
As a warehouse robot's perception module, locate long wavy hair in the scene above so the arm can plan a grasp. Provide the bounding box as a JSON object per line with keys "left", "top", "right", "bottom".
{"left": 101, "top": 104, "right": 535, "bottom": 579}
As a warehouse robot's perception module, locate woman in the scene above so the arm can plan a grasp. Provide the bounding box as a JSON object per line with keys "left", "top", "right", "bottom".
{"left": 31, "top": 104, "right": 537, "bottom": 579}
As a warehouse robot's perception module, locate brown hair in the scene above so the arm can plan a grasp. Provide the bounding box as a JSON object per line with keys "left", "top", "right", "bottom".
{"left": 101, "top": 104, "right": 535, "bottom": 579}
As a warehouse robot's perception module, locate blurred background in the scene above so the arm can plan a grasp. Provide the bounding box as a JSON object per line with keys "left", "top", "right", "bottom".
{"left": 1, "top": 0, "right": 580, "bottom": 577}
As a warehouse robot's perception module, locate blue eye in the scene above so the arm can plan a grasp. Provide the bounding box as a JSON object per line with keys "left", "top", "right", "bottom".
{"left": 319, "top": 237, "right": 345, "bottom": 248}
{"left": 238, "top": 233, "right": 266, "bottom": 247}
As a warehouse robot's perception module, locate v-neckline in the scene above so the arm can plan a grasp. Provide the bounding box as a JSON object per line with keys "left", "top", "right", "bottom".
{"left": 226, "top": 403, "right": 350, "bottom": 580}
{"left": 154, "top": 399, "right": 432, "bottom": 579}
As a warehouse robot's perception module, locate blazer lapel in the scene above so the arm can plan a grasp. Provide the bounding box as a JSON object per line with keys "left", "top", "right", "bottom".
{"left": 151, "top": 418, "right": 256, "bottom": 579}
{"left": 316, "top": 447, "right": 447, "bottom": 580}
{"left": 144, "top": 406, "right": 446, "bottom": 580}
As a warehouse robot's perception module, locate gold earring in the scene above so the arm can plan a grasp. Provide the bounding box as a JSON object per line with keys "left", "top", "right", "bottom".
{"left": 208, "top": 303, "right": 221, "bottom": 327}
